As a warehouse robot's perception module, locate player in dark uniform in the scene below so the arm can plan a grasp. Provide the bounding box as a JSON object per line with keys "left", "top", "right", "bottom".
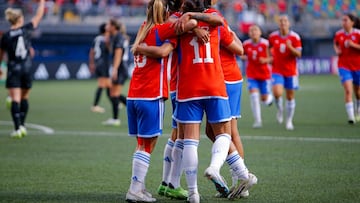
{"left": 89, "top": 23, "right": 111, "bottom": 114}
{"left": 0, "top": 0, "right": 45, "bottom": 138}
{"left": 102, "top": 18, "right": 129, "bottom": 126}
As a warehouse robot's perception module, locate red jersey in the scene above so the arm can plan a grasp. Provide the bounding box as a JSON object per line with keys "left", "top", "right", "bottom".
{"left": 334, "top": 28, "right": 360, "bottom": 71}
{"left": 269, "top": 30, "right": 302, "bottom": 76}
{"left": 177, "top": 21, "right": 227, "bottom": 101}
{"left": 206, "top": 8, "right": 243, "bottom": 82}
{"left": 168, "top": 12, "right": 182, "bottom": 93}
{"left": 128, "top": 22, "right": 177, "bottom": 100}
{"left": 243, "top": 38, "right": 271, "bottom": 80}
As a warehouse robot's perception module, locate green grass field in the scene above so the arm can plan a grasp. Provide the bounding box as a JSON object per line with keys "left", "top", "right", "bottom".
{"left": 0, "top": 75, "right": 360, "bottom": 203}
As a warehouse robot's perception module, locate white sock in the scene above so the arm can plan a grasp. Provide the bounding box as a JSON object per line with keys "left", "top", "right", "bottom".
{"left": 162, "top": 139, "right": 174, "bottom": 184}
{"left": 263, "top": 94, "right": 273, "bottom": 106}
{"left": 250, "top": 92, "right": 261, "bottom": 123}
{"left": 169, "top": 139, "right": 184, "bottom": 188}
{"left": 346, "top": 102, "right": 355, "bottom": 120}
{"left": 226, "top": 151, "right": 249, "bottom": 180}
{"left": 286, "top": 99, "right": 296, "bottom": 123}
{"left": 275, "top": 97, "right": 283, "bottom": 112}
{"left": 209, "top": 134, "right": 231, "bottom": 171}
{"left": 183, "top": 139, "right": 199, "bottom": 194}
{"left": 130, "top": 150, "right": 150, "bottom": 193}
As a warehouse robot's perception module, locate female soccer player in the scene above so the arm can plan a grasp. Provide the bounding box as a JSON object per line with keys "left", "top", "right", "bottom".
{"left": 89, "top": 23, "right": 111, "bottom": 114}
{"left": 0, "top": 0, "right": 45, "bottom": 138}
{"left": 243, "top": 24, "right": 273, "bottom": 128}
{"left": 125, "top": 0, "right": 198, "bottom": 202}
{"left": 269, "top": 15, "right": 302, "bottom": 130}
{"left": 334, "top": 13, "right": 360, "bottom": 124}
{"left": 102, "top": 19, "right": 129, "bottom": 126}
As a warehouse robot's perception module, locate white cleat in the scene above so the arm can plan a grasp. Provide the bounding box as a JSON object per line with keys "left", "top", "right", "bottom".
{"left": 187, "top": 192, "right": 200, "bottom": 203}
{"left": 19, "top": 126, "right": 27, "bottom": 137}
{"left": 276, "top": 110, "right": 283, "bottom": 124}
{"left": 125, "top": 190, "right": 156, "bottom": 203}
{"left": 204, "top": 167, "right": 229, "bottom": 197}
{"left": 228, "top": 173, "right": 257, "bottom": 200}
{"left": 10, "top": 129, "right": 22, "bottom": 139}
{"left": 102, "top": 118, "right": 121, "bottom": 126}
{"left": 252, "top": 121, "right": 262, "bottom": 128}
{"left": 286, "top": 120, "right": 294, "bottom": 130}
{"left": 91, "top": 105, "right": 105, "bottom": 113}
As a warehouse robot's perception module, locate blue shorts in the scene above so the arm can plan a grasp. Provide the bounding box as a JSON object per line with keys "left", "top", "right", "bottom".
{"left": 338, "top": 68, "right": 360, "bottom": 85}
{"left": 272, "top": 73, "right": 299, "bottom": 90}
{"left": 174, "top": 98, "right": 232, "bottom": 124}
{"left": 247, "top": 78, "right": 272, "bottom": 95}
{"left": 226, "top": 82, "right": 242, "bottom": 119}
{"left": 170, "top": 92, "right": 177, "bottom": 129}
{"left": 127, "top": 99, "right": 165, "bottom": 138}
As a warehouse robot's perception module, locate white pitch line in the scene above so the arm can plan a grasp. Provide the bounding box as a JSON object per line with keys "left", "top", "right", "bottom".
{"left": 0, "top": 121, "right": 54, "bottom": 134}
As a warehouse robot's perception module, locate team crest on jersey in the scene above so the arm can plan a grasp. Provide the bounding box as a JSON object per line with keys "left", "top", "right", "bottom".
{"left": 258, "top": 47, "right": 263, "bottom": 52}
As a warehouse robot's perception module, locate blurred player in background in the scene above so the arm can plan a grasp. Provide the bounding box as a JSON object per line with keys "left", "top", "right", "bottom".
{"left": 102, "top": 18, "right": 129, "bottom": 126}
{"left": 269, "top": 15, "right": 302, "bottom": 130}
{"left": 89, "top": 23, "right": 111, "bottom": 114}
{"left": 0, "top": 0, "right": 45, "bottom": 138}
{"left": 242, "top": 24, "right": 273, "bottom": 128}
{"left": 333, "top": 13, "right": 360, "bottom": 124}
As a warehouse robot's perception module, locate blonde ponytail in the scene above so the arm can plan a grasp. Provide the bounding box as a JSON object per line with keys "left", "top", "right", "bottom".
{"left": 5, "top": 8, "right": 23, "bottom": 25}
{"left": 131, "top": 0, "right": 167, "bottom": 53}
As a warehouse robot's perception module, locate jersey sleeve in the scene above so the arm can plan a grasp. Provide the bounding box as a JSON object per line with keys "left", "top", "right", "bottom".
{"left": 0, "top": 34, "right": 7, "bottom": 50}
{"left": 158, "top": 22, "right": 177, "bottom": 42}
{"left": 219, "top": 25, "right": 234, "bottom": 47}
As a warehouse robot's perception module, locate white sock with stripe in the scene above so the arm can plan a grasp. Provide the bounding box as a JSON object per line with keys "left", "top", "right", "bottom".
{"left": 183, "top": 139, "right": 199, "bottom": 194}
{"left": 129, "top": 150, "right": 150, "bottom": 193}
{"left": 162, "top": 139, "right": 174, "bottom": 184}
{"left": 169, "top": 139, "right": 184, "bottom": 188}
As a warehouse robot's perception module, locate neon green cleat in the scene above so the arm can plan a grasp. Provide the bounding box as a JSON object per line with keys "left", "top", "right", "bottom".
{"left": 6, "top": 96, "right": 11, "bottom": 110}
{"left": 10, "top": 130, "right": 22, "bottom": 139}
{"left": 157, "top": 184, "right": 167, "bottom": 196}
{"left": 20, "top": 126, "right": 27, "bottom": 137}
{"left": 165, "top": 186, "right": 188, "bottom": 200}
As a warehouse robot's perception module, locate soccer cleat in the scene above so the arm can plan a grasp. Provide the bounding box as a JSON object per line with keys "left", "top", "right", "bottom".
{"left": 348, "top": 119, "right": 355, "bottom": 124}
{"left": 91, "top": 105, "right": 105, "bottom": 113}
{"left": 19, "top": 126, "right": 27, "bottom": 137}
{"left": 204, "top": 167, "right": 229, "bottom": 197}
{"left": 102, "top": 118, "right": 121, "bottom": 126}
{"left": 6, "top": 96, "right": 12, "bottom": 110}
{"left": 157, "top": 183, "right": 167, "bottom": 196}
{"left": 186, "top": 192, "right": 200, "bottom": 203}
{"left": 228, "top": 173, "right": 257, "bottom": 200}
{"left": 126, "top": 190, "right": 156, "bottom": 203}
{"left": 142, "top": 189, "right": 154, "bottom": 199}
{"left": 286, "top": 120, "right": 294, "bottom": 130}
{"left": 165, "top": 185, "right": 188, "bottom": 200}
{"left": 252, "top": 121, "right": 262, "bottom": 128}
{"left": 10, "top": 129, "right": 22, "bottom": 139}
{"left": 276, "top": 109, "right": 283, "bottom": 124}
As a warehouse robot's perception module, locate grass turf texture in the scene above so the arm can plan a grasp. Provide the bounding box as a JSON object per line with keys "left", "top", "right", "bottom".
{"left": 0, "top": 75, "right": 359, "bottom": 202}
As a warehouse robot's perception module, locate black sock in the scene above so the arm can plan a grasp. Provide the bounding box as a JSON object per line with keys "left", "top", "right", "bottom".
{"left": 106, "top": 88, "right": 111, "bottom": 100}
{"left": 20, "top": 99, "right": 29, "bottom": 126}
{"left": 93, "top": 88, "right": 103, "bottom": 106}
{"left": 11, "top": 101, "right": 21, "bottom": 130}
{"left": 111, "top": 97, "right": 119, "bottom": 120}
{"left": 119, "top": 94, "right": 127, "bottom": 106}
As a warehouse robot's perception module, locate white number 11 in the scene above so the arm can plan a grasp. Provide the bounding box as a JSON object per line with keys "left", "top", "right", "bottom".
{"left": 189, "top": 37, "right": 214, "bottom": 64}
